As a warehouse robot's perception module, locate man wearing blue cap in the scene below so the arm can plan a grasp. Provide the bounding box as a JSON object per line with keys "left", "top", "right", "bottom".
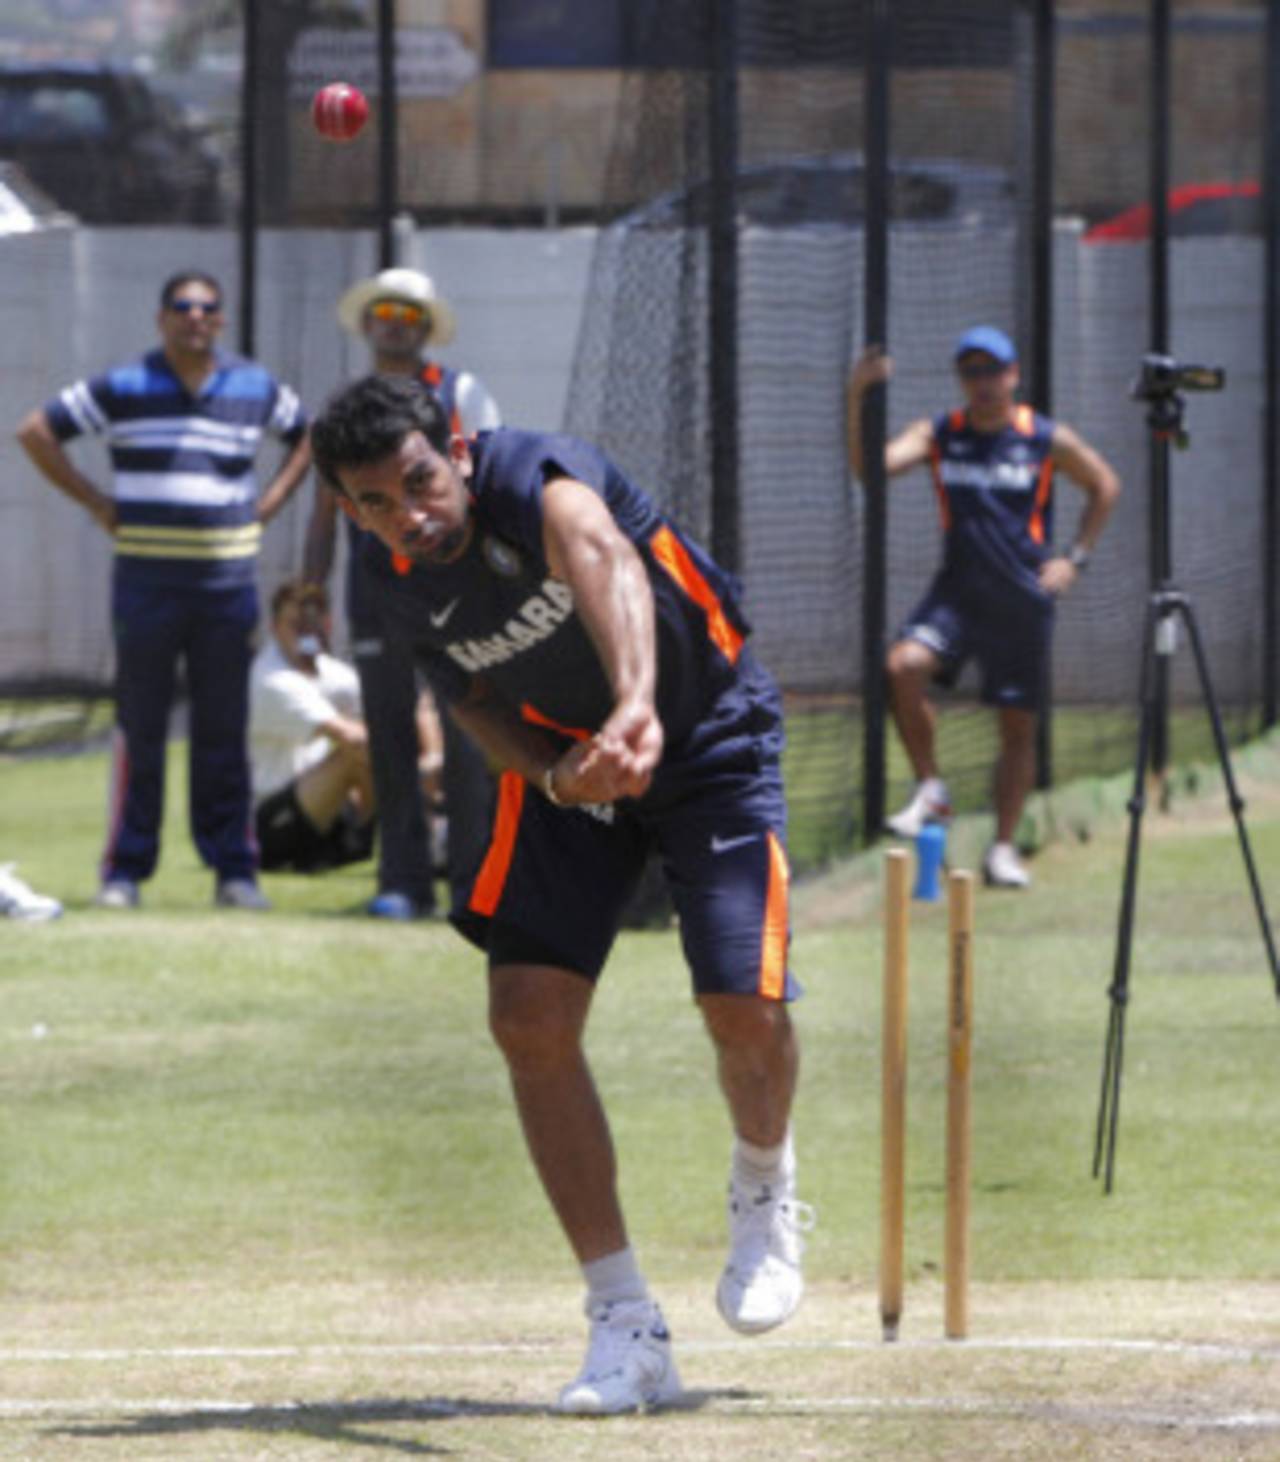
{"left": 847, "top": 326, "right": 1121, "bottom": 887}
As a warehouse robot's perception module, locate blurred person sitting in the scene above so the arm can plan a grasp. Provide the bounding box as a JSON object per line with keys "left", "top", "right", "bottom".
{"left": 303, "top": 266, "right": 499, "bottom": 920}
{"left": 249, "top": 581, "right": 375, "bottom": 874}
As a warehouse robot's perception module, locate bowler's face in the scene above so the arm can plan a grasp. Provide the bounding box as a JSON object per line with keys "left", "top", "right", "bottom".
{"left": 337, "top": 431, "right": 473, "bottom": 564}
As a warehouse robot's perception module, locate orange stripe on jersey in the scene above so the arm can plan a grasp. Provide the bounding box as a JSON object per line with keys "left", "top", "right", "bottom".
{"left": 421, "top": 361, "right": 463, "bottom": 436}
{"left": 758, "top": 831, "right": 791, "bottom": 1001}
{"left": 520, "top": 703, "right": 593, "bottom": 742}
{"left": 948, "top": 408, "right": 967, "bottom": 432}
{"left": 469, "top": 771, "right": 525, "bottom": 917}
{"left": 1027, "top": 453, "right": 1055, "bottom": 545}
{"left": 649, "top": 524, "right": 743, "bottom": 665}
{"left": 929, "top": 440, "right": 952, "bottom": 533}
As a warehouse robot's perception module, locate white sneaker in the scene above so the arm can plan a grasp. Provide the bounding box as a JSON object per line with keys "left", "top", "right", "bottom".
{"left": 885, "top": 779, "right": 952, "bottom": 839}
{"left": 0, "top": 864, "right": 62, "bottom": 923}
{"left": 716, "top": 1172, "right": 815, "bottom": 1335}
{"left": 984, "top": 841, "right": 1031, "bottom": 889}
{"left": 556, "top": 1298, "right": 682, "bottom": 1415}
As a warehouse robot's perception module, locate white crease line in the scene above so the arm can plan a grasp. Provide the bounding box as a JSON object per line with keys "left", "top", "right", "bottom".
{"left": 3, "top": 1336, "right": 1278, "bottom": 1363}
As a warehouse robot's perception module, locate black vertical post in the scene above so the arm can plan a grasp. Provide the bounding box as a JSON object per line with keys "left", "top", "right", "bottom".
{"left": 377, "top": 0, "right": 399, "bottom": 269}
{"left": 1028, "top": 0, "right": 1055, "bottom": 790}
{"left": 861, "top": 0, "right": 890, "bottom": 846}
{"left": 708, "top": 0, "right": 740, "bottom": 576}
{"left": 238, "top": 0, "right": 260, "bottom": 356}
{"left": 1265, "top": 0, "right": 1280, "bottom": 729}
{"left": 1148, "top": 0, "right": 1172, "bottom": 772}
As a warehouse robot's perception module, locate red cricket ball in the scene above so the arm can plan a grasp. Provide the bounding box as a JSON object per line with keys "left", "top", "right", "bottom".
{"left": 311, "top": 82, "right": 369, "bottom": 143}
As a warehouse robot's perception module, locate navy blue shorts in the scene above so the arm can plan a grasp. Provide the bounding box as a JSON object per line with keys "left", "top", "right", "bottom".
{"left": 901, "top": 575, "right": 1052, "bottom": 711}
{"left": 453, "top": 655, "right": 798, "bottom": 1001}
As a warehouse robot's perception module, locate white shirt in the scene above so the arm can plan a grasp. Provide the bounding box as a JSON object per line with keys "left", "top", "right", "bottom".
{"left": 451, "top": 370, "right": 502, "bottom": 436}
{"left": 249, "top": 636, "right": 362, "bottom": 803}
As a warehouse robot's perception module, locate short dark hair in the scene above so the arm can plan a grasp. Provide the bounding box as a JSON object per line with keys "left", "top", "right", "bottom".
{"left": 270, "top": 579, "right": 329, "bottom": 620}
{"left": 311, "top": 374, "right": 452, "bottom": 496}
{"left": 159, "top": 270, "right": 223, "bottom": 310}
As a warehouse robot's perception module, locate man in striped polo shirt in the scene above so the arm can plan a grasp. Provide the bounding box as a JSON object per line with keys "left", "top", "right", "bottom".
{"left": 17, "top": 270, "right": 311, "bottom": 910}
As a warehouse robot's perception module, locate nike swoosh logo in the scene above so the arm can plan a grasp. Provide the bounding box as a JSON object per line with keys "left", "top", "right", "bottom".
{"left": 429, "top": 598, "right": 460, "bottom": 629}
{"left": 710, "top": 833, "right": 760, "bottom": 854}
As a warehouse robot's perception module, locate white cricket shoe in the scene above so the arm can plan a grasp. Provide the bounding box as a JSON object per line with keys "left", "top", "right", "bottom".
{"left": 716, "top": 1173, "right": 815, "bottom": 1335}
{"left": 984, "top": 841, "right": 1031, "bottom": 889}
{"left": 556, "top": 1298, "right": 682, "bottom": 1415}
{"left": 885, "top": 778, "right": 952, "bottom": 839}
{"left": 0, "top": 864, "right": 62, "bottom": 923}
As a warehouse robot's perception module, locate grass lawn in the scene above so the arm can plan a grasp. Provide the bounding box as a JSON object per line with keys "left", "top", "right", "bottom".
{"left": 1, "top": 737, "right": 1279, "bottom": 1458}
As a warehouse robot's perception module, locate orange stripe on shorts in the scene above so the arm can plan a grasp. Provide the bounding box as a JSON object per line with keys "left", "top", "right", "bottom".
{"left": 469, "top": 771, "right": 526, "bottom": 917}
{"left": 758, "top": 831, "right": 791, "bottom": 1001}
{"left": 649, "top": 524, "right": 743, "bottom": 665}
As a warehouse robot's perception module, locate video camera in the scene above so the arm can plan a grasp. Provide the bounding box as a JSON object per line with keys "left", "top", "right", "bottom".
{"left": 1131, "top": 353, "right": 1226, "bottom": 402}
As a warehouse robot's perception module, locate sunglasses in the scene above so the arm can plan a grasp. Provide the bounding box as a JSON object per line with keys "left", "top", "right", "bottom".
{"left": 956, "top": 359, "right": 1009, "bottom": 380}
{"left": 168, "top": 298, "right": 222, "bottom": 316}
{"left": 369, "top": 299, "right": 429, "bottom": 325}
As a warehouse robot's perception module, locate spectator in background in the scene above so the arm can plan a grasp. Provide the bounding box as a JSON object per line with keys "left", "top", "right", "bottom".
{"left": 304, "top": 266, "right": 499, "bottom": 920}
{"left": 847, "top": 326, "right": 1120, "bottom": 887}
{"left": 249, "top": 581, "right": 375, "bottom": 875}
{"left": 16, "top": 270, "right": 310, "bottom": 911}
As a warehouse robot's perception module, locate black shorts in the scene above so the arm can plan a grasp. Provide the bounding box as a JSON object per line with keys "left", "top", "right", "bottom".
{"left": 453, "top": 655, "right": 800, "bottom": 1001}
{"left": 255, "top": 783, "right": 374, "bottom": 873}
{"left": 901, "top": 575, "right": 1053, "bottom": 711}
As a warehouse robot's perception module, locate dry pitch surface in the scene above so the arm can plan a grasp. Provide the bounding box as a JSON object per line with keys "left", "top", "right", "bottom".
{"left": 5, "top": 1278, "right": 1280, "bottom": 1460}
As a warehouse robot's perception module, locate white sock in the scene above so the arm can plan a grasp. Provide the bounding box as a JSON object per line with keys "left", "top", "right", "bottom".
{"left": 733, "top": 1129, "right": 796, "bottom": 1189}
{"left": 582, "top": 1246, "right": 648, "bottom": 1308}
{"left": 921, "top": 776, "right": 948, "bottom": 800}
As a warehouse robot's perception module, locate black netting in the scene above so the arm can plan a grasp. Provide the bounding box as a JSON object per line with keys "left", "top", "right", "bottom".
{"left": 567, "top": 0, "right": 1275, "bottom": 869}
{"left": 1, "top": 0, "right": 1275, "bottom": 863}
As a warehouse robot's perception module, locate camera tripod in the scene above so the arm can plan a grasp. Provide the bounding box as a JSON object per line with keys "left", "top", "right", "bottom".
{"left": 1092, "top": 368, "right": 1280, "bottom": 1194}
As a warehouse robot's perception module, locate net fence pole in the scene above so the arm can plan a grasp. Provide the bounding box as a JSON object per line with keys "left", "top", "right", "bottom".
{"left": 1021, "top": 0, "right": 1056, "bottom": 791}
{"left": 860, "top": 0, "right": 891, "bottom": 847}
{"left": 238, "top": 0, "right": 261, "bottom": 358}
{"left": 1148, "top": 0, "right": 1172, "bottom": 774}
{"left": 709, "top": 0, "right": 741, "bottom": 577}
{"left": 377, "top": 0, "right": 399, "bottom": 269}
{"left": 1266, "top": 0, "right": 1280, "bottom": 730}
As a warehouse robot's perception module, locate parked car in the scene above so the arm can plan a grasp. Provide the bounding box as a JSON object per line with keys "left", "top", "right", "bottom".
{"left": 0, "top": 63, "right": 225, "bottom": 225}
{"left": 1083, "top": 181, "right": 1260, "bottom": 242}
{"left": 620, "top": 153, "right": 1018, "bottom": 232}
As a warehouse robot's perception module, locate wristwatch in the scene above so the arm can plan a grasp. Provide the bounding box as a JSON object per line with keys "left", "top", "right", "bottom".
{"left": 1068, "top": 543, "right": 1091, "bottom": 572}
{"left": 543, "top": 763, "right": 565, "bottom": 805}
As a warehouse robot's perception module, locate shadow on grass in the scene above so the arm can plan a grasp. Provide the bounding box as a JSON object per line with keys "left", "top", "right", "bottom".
{"left": 50, "top": 1388, "right": 745, "bottom": 1453}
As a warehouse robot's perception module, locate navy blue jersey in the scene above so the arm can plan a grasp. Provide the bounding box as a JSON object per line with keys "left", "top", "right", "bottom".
{"left": 929, "top": 405, "right": 1056, "bottom": 599}
{"left": 363, "top": 428, "right": 752, "bottom": 749}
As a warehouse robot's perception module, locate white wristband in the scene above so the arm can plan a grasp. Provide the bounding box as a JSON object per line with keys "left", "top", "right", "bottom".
{"left": 1068, "top": 544, "right": 1091, "bottom": 572}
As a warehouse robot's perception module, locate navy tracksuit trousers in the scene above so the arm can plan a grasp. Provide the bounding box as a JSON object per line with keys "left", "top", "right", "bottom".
{"left": 103, "top": 577, "right": 259, "bottom": 884}
{"left": 348, "top": 552, "right": 493, "bottom": 913}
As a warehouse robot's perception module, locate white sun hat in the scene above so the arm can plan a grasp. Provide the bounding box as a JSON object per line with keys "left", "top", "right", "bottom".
{"left": 337, "top": 266, "right": 457, "bottom": 345}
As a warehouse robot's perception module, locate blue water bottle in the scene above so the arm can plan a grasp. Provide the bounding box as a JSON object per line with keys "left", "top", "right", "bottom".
{"left": 913, "top": 822, "right": 947, "bottom": 901}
